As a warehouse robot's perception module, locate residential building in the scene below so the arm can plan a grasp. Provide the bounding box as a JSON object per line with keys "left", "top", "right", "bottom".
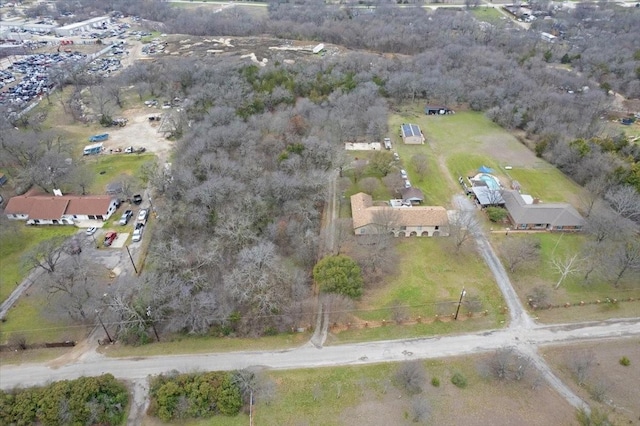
{"left": 351, "top": 192, "right": 448, "bottom": 237}
{"left": 5, "top": 192, "right": 118, "bottom": 225}
{"left": 501, "top": 190, "right": 584, "bottom": 231}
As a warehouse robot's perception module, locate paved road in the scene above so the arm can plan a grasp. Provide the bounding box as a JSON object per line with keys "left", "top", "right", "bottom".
{"left": 1, "top": 318, "right": 638, "bottom": 390}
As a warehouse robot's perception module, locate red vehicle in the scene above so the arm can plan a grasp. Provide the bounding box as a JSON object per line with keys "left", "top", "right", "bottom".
{"left": 103, "top": 231, "right": 118, "bottom": 247}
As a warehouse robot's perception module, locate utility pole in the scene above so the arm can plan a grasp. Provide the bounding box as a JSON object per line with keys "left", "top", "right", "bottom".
{"left": 95, "top": 309, "right": 113, "bottom": 343}
{"left": 454, "top": 287, "right": 466, "bottom": 320}
{"left": 249, "top": 389, "right": 253, "bottom": 426}
{"left": 125, "top": 245, "right": 138, "bottom": 274}
{"left": 147, "top": 306, "right": 160, "bottom": 342}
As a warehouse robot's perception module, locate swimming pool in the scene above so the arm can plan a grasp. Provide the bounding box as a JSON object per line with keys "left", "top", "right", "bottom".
{"left": 478, "top": 173, "right": 500, "bottom": 190}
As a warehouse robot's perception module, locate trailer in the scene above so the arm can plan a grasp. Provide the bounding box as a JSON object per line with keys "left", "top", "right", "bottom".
{"left": 88, "top": 133, "right": 109, "bottom": 142}
{"left": 83, "top": 142, "right": 103, "bottom": 155}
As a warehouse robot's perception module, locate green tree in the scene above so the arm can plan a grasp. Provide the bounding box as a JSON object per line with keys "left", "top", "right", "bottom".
{"left": 486, "top": 207, "right": 507, "bottom": 222}
{"left": 313, "top": 255, "right": 364, "bottom": 299}
{"left": 369, "top": 151, "right": 395, "bottom": 176}
{"left": 543, "top": 50, "right": 552, "bottom": 63}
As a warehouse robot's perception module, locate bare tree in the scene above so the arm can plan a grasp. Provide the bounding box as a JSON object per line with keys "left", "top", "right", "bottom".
{"left": 22, "top": 235, "right": 68, "bottom": 274}
{"left": 605, "top": 185, "right": 640, "bottom": 223}
{"left": 358, "top": 177, "right": 379, "bottom": 196}
{"left": 551, "top": 253, "right": 583, "bottom": 289}
{"left": 43, "top": 256, "right": 101, "bottom": 321}
{"left": 484, "top": 347, "right": 532, "bottom": 382}
{"left": 410, "top": 396, "right": 431, "bottom": 423}
{"left": 527, "top": 286, "right": 550, "bottom": 309}
{"left": 605, "top": 238, "right": 640, "bottom": 287}
{"left": 411, "top": 153, "right": 429, "bottom": 181}
{"left": 500, "top": 236, "right": 540, "bottom": 272}
{"left": 390, "top": 299, "right": 409, "bottom": 324}
{"left": 448, "top": 210, "right": 480, "bottom": 254}
{"left": 568, "top": 351, "right": 595, "bottom": 386}
{"left": 395, "top": 360, "right": 426, "bottom": 395}
{"left": 232, "top": 368, "right": 276, "bottom": 407}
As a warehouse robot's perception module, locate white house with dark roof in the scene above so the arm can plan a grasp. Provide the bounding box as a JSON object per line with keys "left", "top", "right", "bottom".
{"left": 400, "top": 123, "right": 425, "bottom": 144}
{"left": 351, "top": 192, "right": 448, "bottom": 237}
{"left": 501, "top": 190, "right": 584, "bottom": 231}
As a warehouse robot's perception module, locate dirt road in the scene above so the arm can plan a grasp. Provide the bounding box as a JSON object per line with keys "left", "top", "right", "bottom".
{"left": 1, "top": 318, "right": 638, "bottom": 391}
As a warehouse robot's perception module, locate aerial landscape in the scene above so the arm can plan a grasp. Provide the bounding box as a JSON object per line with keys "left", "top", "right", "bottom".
{"left": 0, "top": 0, "right": 639, "bottom": 424}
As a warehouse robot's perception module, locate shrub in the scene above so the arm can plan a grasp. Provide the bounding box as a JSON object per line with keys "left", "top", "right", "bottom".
{"left": 431, "top": 377, "right": 440, "bottom": 387}
{"left": 619, "top": 356, "right": 630, "bottom": 366}
{"left": 394, "top": 361, "right": 426, "bottom": 395}
{"left": 486, "top": 207, "right": 507, "bottom": 222}
{"left": 451, "top": 372, "right": 467, "bottom": 389}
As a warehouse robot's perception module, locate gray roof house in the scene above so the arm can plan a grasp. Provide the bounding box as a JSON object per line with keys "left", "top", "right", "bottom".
{"left": 501, "top": 190, "right": 585, "bottom": 231}
{"left": 400, "top": 187, "right": 425, "bottom": 204}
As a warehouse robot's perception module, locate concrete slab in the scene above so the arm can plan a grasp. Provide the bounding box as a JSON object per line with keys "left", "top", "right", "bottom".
{"left": 111, "top": 233, "right": 129, "bottom": 248}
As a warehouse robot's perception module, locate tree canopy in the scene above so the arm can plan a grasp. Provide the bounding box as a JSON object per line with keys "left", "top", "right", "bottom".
{"left": 313, "top": 255, "right": 364, "bottom": 299}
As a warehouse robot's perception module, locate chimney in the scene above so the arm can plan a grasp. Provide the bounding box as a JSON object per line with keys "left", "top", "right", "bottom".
{"left": 532, "top": 198, "right": 540, "bottom": 204}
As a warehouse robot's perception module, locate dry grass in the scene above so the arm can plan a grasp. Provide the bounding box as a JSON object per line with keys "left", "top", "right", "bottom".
{"left": 542, "top": 339, "right": 640, "bottom": 425}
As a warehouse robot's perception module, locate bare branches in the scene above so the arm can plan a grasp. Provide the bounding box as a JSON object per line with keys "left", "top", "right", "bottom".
{"left": 551, "top": 253, "right": 583, "bottom": 289}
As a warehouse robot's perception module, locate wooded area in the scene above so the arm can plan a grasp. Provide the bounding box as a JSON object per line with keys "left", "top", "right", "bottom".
{"left": 1, "top": 0, "right": 639, "bottom": 343}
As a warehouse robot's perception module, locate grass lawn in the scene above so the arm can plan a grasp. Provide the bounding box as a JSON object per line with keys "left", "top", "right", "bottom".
{"left": 84, "top": 153, "right": 155, "bottom": 195}
{"left": 470, "top": 7, "right": 507, "bottom": 25}
{"left": 0, "top": 294, "right": 89, "bottom": 345}
{"left": 144, "top": 354, "right": 576, "bottom": 425}
{"left": 356, "top": 239, "right": 505, "bottom": 324}
{"left": 328, "top": 316, "right": 499, "bottom": 345}
{"left": 0, "top": 226, "right": 77, "bottom": 303}
{"left": 101, "top": 331, "right": 311, "bottom": 358}
{"left": 493, "top": 233, "right": 640, "bottom": 322}
{"left": 505, "top": 167, "right": 583, "bottom": 203}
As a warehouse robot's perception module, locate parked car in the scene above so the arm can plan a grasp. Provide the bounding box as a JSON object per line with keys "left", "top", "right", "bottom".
{"left": 132, "top": 194, "right": 142, "bottom": 205}
{"left": 400, "top": 169, "right": 408, "bottom": 179}
{"left": 393, "top": 152, "right": 400, "bottom": 161}
{"left": 118, "top": 209, "right": 133, "bottom": 225}
{"left": 103, "top": 231, "right": 117, "bottom": 247}
{"left": 86, "top": 226, "right": 97, "bottom": 236}
{"left": 404, "top": 180, "right": 412, "bottom": 188}
{"left": 132, "top": 227, "right": 143, "bottom": 242}
{"left": 124, "top": 146, "right": 135, "bottom": 153}
{"left": 137, "top": 208, "right": 149, "bottom": 222}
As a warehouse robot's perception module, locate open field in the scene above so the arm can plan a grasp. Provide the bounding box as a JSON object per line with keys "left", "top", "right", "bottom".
{"left": 0, "top": 294, "right": 90, "bottom": 346}
{"left": 85, "top": 153, "right": 155, "bottom": 195}
{"left": 355, "top": 239, "right": 505, "bottom": 323}
{"left": 470, "top": 7, "right": 508, "bottom": 25}
{"left": 0, "top": 225, "right": 77, "bottom": 303}
{"left": 142, "top": 354, "right": 576, "bottom": 425}
{"left": 541, "top": 339, "right": 640, "bottom": 425}
{"left": 387, "top": 107, "right": 576, "bottom": 209}
{"left": 492, "top": 233, "right": 640, "bottom": 323}
{"left": 504, "top": 166, "right": 584, "bottom": 204}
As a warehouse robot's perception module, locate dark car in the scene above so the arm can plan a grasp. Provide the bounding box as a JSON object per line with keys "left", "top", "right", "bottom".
{"left": 132, "top": 194, "right": 142, "bottom": 205}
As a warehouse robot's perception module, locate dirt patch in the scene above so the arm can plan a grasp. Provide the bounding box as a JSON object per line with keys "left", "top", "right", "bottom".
{"left": 339, "top": 390, "right": 411, "bottom": 425}
{"left": 99, "top": 108, "right": 173, "bottom": 164}
{"left": 541, "top": 339, "right": 640, "bottom": 425}
{"left": 475, "top": 133, "right": 545, "bottom": 169}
